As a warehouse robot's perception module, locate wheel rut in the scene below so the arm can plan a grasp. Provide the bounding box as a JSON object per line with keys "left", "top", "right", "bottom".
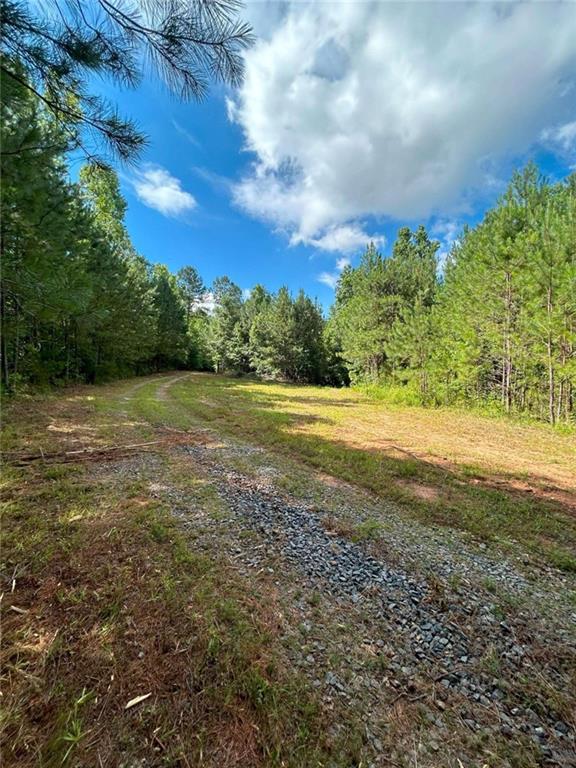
{"left": 169, "top": 438, "right": 575, "bottom": 767}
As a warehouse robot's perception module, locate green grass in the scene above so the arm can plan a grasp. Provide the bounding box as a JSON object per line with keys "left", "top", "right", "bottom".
{"left": 122, "top": 374, "right": 576, "bottom": 572}
{"left": 2, "top": 372, "right": 574, "bottom": 768}
{"left": 1, "top": 389, "right": 364, "bottom": 768}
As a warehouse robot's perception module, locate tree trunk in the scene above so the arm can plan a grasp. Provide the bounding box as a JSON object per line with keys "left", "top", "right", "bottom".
{"left": 546, "top": 286, "right": 555, "bottom": 425}
{"left": 0, "top": 288, "right": 9, "bottom": 389}
{"left": 503, "top": 270, "right": 512, "bottom": 413}
{"left": 557, "top": 378, "right": 564, "bottom": 423}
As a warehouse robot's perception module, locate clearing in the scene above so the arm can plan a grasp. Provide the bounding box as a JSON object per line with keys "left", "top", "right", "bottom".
{"left": 2, "top": 373, "right": 575, "bottom": 767}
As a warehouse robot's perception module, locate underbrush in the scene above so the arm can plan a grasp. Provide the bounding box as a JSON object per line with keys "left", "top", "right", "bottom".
{"left": 357, "top": 382, "right": 575, "bottom": 431}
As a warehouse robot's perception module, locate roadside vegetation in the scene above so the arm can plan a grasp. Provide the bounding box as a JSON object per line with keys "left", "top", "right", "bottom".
{"left": 127, "top": 374, "right": 576, "bottom": 573}
{"left": 2, "top": 374, "right": 575, "bottom": 767}
{"left": 1, "top": 383, "right": 356, "bottom": 768}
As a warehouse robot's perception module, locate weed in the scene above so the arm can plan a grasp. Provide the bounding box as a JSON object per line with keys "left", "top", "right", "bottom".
{"left": 47, "top": 688, "right": 94, "bottom": 765}
{"left": 479, "top": 645, "right": 501, "bottom": 676}
{"left": 353, "top": 517, "right": 384, "bottom": 541}
{"left": 308, "top": 592, "right": 321, "bottom": 607}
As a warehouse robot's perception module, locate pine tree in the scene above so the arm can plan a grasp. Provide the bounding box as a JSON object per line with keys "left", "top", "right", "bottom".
{"left": 1, "top": 0, "right": 253, "bottom": 161}
{"left": 388, "top": 299, "right": 436, "bottom": 402}
{"left": 152, "top": 265, "right": 187, "bottom": 371}
{"left": 293, "top": 291, "right": 325, "bottom": 383}
{"left": 209, "top": 277, "right": 243, "bottom": 374}
{"left": 177, "top": 267, "right": 205, "bottom": 325}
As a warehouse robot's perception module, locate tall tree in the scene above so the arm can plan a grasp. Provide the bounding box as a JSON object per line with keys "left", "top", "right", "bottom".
{"left": 1, "top": 0, "right": 253, "bottom": 161}
{"left": 151, "top": 265, "right": 187, "bottom": 371}
{"left": 250, "top": 287, "right": 297, "bottom": 379}
{"left": 78, "top": 164, "right": 157, "bottom": 377}
{"left": 328, "top": 232, "right": 439, "bottom": 383}
{"left": 293, "top": 291, "right": 325, "bottom": 383}
{"left": 177, "top": 266, "right": 205, "bottom": 324}
{"left": 209, "top": 276, "right": 243, "bottom": 374}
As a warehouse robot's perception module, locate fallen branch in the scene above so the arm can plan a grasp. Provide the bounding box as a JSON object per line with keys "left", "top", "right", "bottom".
{"left": 4, "top": 436, "right": 193, "bottom": 466}
{"left": 389, "top": 690, "right": 427, "bottom": 707}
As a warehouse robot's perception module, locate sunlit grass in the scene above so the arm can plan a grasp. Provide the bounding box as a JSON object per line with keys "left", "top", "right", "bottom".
{"left": 155, "top": 374, "right": 576, "bottom": 571}
{"left": 2, "top": 380, "right": 356, "bottom": 768}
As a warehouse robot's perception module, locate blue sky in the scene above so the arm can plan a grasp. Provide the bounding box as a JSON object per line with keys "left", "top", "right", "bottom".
{"left": 89, "top": 2, "right": 576, "bottom": 311}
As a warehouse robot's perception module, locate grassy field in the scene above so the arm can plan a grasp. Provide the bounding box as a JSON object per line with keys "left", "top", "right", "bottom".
{"left": 130, "top": 374, "right": 576, "bottom": 572}
{"left": 1, "top": 376, "right": 348, "bottom": 768}
{"left": 2, "top": 372, "right": 575, "bottom": 767}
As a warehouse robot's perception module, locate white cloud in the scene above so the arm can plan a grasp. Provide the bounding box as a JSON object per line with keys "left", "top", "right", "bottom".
{"left": 231, "top": 2, "right": 576, "bottom": 245}
{"left": 432, "top": 219, "right": 462, "bottom": 272}
{"left": 133, "top": 165, "right": 196, "bottom": 217}
{"left": 293, "top": 224, "right": 384, "bottom": 254}
{"left": 541, "top": 120, "right": 576, "bottom": 155}
{"left": 172, "top": 120, "right": 201, "bottom": 148}
{"left": 336, "top": 256, "right": 351, "bottom": 272}
{"left": 317, "top": 253, "right": 353, "bottom": 290}
{"left": 317, "top": 271, "right": 339, "bottom": 289}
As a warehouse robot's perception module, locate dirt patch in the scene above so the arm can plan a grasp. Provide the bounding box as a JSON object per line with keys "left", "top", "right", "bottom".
{"left": 477, "top": 476, "right": 576, "bottom": 515}
{"left": 398, "top": 481, "right": 441, "bottom": 502}
{"left": 315, "top": 470, "right": 355, "bottom": 491}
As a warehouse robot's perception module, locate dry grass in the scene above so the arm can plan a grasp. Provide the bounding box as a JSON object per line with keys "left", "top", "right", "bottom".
{"left": 232, "top": 380, "right": 576, "bottom": 497}
{"left": 155, "top": 374, "right": 576, "bottom": 571}
{"left": 2, "top": 373, "right": 575, "bottom": 767}
{"left": 0, "top": 384, "right": 347, "bottom": 768}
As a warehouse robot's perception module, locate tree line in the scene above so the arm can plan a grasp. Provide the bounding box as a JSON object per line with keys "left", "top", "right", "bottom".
{"left": 0, "top": 62, "right": 334, "bottom": 388}
{"left": 328, "top": 166, "right": 576, "bottom": 424}
{"left": 2, "top": 8, "right": 574, "bottom": 422}
{"left": 2, "top": 70, "right": 574, "bottom": 425}
{"left": 207, "top": 280, "right": 345, "bottom": 385}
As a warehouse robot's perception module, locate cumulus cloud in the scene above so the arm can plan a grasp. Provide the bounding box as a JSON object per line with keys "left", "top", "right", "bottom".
{"left": 133, "top": 166, "right": 196, "bottom": 217}
{"left": 541, "top": 120, "right": 576, "bottom": 156}
{"left": 317, "top": 254, "right": 352, "bottom": 290}
{"left": 231, "top": 2, "right": 576, "bottom": 248}
{"left": 293, "top": 224, "right": 384, "bottom": 254}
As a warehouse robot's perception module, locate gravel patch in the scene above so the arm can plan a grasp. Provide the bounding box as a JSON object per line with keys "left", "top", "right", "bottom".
{"left": 180, "top": 441, "right": 576, "bottom": 766}
{"left": 90, "top": 439, "right": 576, "bottom": 766}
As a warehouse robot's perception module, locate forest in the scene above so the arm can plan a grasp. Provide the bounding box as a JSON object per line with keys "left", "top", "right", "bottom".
{"left": 2, "top": 71, "right": 575, "bottom": 424}
{"left": 1, "top": 1, "right": 575, "bottom": 424}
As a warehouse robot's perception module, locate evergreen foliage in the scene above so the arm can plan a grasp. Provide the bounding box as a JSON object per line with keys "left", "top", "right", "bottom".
{"left": 328, "top": 166, "right": 576, "bottom": 423}
{"left": 1, "top": 45, "right": 573, "bottom": 422}
{"left": 1, "top": 0, "right": 253, "bottom": 161}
